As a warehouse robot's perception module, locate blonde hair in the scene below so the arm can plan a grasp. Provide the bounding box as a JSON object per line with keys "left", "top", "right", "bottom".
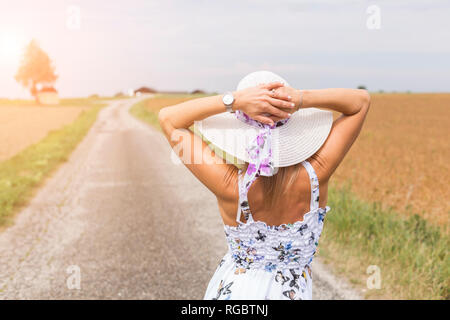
{"left": 225, "top": 163, "right": 301, "bottom": 210}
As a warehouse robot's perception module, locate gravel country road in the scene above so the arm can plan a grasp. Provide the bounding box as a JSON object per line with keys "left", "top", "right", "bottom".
{"left": 0, "top": 98, "right": 362, "bottom": 300}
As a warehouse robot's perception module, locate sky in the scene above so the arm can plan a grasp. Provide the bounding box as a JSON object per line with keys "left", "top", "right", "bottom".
{"left": 0, "top": 0, "right": 449, "bottom": 98}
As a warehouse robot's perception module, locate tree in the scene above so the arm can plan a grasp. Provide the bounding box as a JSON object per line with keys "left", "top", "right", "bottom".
{"left": 357, "top": 85, "right": 367, "bottom": 90}
{"left": 15, "top": 39, "right": 58, "bottom": 102}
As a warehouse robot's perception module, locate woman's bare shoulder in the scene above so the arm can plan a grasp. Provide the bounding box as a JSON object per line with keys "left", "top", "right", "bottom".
{"left": 305, "top": 154, "right": 331, "bottom": 185}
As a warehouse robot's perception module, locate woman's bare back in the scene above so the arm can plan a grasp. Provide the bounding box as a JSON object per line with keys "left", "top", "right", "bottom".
{"left": 217, "top": 158, "right": 329, "bottom": 227}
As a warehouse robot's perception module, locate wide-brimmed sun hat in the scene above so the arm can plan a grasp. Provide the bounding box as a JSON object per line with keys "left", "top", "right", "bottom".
{"left": 194, "top": 70, "right": 333, "bottom": 168}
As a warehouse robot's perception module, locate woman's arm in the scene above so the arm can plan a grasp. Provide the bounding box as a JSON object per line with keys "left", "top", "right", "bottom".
{"left": 299, "top": 88, "right": 370, "bottom": 115}
{"left": 158, "top": 82, "right": 295, "bottom": 199}
{"left": 276, "top": 87, "right": 371, "bottom": 182}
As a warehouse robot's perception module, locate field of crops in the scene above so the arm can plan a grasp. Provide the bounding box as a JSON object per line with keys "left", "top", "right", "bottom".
{"left": 331, "top": 93, "right": 450, "bottom": 228}
{"left": 0, "top": 99, "right": 105, "bottom": 227}
{"left": 0, "top": 105, "right": 90, "bottom": 161}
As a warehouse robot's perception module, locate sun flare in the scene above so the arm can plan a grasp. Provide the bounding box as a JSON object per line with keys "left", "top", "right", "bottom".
{"left": 0, "top": 32, "right": 25, "bottom": 62}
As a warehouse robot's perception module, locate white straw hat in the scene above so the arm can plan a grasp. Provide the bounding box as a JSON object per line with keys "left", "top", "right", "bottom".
{"left": 194, "top": 71, "right": 333, "bottom": 167}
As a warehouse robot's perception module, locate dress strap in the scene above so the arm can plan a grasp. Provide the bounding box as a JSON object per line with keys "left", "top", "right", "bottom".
{"left": 236, "top": 169, "right": 254, "bottom": 224}
{"left": 300, "top": 160, "right": 320, "bottom": 211}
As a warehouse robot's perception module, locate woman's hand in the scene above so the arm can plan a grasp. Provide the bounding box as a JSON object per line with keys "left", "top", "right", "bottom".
{"left": 233, "top": 82, "right": 296, "bottom": 126}
{"left": 273, "top": 86, "right": 303, "bottom": 111}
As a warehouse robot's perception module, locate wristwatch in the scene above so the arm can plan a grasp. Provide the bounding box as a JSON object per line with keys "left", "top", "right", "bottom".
{"left": 222, "top": 92, "right": 235, "bottom": 113}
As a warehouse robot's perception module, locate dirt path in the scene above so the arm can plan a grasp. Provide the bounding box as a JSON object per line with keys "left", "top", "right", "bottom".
{"left": 0, "top": 98, "right": 362, "bottom": 299}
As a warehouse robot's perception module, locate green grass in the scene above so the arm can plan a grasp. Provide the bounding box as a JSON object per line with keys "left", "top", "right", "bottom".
{"left": 129, "top": 94, "right": 211, "bottom": 130}
{"left": 129, "top": 98, "right": 161, "bottom": 129}
{"left": 129, "top": 96, "right": 203, "bottom": 130}
{"left": 319, "top": 181, "right": 449, "bottom": 300}
{"left": 130, "top": 95, "right": 449, "bottom": 300}
{"left": 0, "top": 104, "right": 105, "bottom": 227}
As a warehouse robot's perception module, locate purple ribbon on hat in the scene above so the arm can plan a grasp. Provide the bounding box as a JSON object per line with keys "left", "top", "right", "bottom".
{"left": 235, "top": 110, "right": 289, "bottom": 222}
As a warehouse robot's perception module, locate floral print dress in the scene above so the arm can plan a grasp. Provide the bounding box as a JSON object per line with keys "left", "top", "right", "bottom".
{"left": 203, "top": 160, "right": 330, "bottom": 300}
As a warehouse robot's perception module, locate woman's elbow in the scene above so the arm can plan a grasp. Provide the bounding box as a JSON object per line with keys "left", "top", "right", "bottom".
{"left": 158, "top": 107, "right": 172, "bottom": 135}
{"left": 158, "top": 107, "right": 168, "bottom": 126}
{"left": 359, "top": 89, "right": 371, "bottom": 109}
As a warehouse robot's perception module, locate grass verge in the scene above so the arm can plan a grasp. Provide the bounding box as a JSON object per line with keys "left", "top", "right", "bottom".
{"left": 0, "top": 104, "right": 105, "bottom": 227}
{"left": 129, "top": 94, "right": 209, "bottom": 129}
{"left": 129, "top": 98, "right": 161, "bottom": 129}
{"left": 319, "top": 181, "right": 449, "bottom": 300}
{"left": 130, "top": 95, "right": 449, "bottom": 300}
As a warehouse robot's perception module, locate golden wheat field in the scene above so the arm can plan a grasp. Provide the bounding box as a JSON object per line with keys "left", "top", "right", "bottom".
{"left": 143, "top": 93, "right": 450, "bottom": 228}
{"left": 145, "top": 96, "right": 198, "bottom": 113}
{"left": 0, "top": 105, "right": 89, "bottom": 161}
{"left": 331, "top": 93, "right": 450, "bottom": 227}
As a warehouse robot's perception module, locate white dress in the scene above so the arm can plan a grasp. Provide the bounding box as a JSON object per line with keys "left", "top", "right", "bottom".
{"left": 203, "top": 160, "right": 330, "bottom": 300}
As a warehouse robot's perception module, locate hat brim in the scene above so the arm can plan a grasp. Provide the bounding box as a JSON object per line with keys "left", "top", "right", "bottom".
{"left": 194, "top": 108, "right": 333, "bottom": 167}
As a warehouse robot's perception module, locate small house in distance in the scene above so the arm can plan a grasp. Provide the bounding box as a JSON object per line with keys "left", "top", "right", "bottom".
{"left": 191, "top": 89, "right": 205, "bottom": 94}
{"left": 134, "top": 87, "right": 157, "bottom": 96}
{"left": 37, "top": 86, "right": 59, "bottom": 105}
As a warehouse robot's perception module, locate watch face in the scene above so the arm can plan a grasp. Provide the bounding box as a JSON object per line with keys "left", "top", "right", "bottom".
{"left": 223, "top": 93, "right": 234, "bottom": 105}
